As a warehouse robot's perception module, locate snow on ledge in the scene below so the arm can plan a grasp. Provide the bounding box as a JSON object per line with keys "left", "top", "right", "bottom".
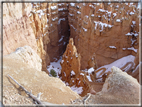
{"left": 82, "top": 27, "right": 87, "bottom": 32}
{"left": 116, "top": 19, "right": 121, "bottom": 22}
{"left": 109, "top": 46, "right": 117, "bottom": 49}
{"left": 71, "top": 70, "right": 75, "bottom": 76}
{"left": 51, "top": 5, "right": 57, "bottom": 10}
{"left": 58, "top": 18, "right": 66, "bottom": 24}
{"left": 123, "top": 47, "right": 137, "bottom": 53}
{"left": 95, "top": 55, "right": 135, "bottom": 78}
{"left": 70, "top": 3, "right": 75, "bottom": 7}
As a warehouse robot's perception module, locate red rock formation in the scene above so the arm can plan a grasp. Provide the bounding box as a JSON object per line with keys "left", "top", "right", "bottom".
{"left": 60, "top": 38, "right": 90, "bottom": 96}
{"left": 29, "top": 3, "right": 50, "bottom": 72}
{"left": 68, "top": 3, "right": 139, "bottom": 69}
{"left": 60, "top": 38, "right": 81, "bottom": 82}
{"left": 3, "top": 2, "right": 139, "bottom": 80}
{"left": 29, "top": 3, "right": 70, "bottom": 72}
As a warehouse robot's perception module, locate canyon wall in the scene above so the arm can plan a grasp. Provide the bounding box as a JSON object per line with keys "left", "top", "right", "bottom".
{"left": 3, "top": 3, "right": 70, "bottom": 72}
{"left": 3, "top": 3, "right": 37, "bottom": 55}
{"left": 3, "top": 2, "right": 140, "bottom": 73}
{"left": 28, "top": 3, "right": 70, "bottom": 72}
{"left": 68, "top": 3, "right": 140, "bottom": 69}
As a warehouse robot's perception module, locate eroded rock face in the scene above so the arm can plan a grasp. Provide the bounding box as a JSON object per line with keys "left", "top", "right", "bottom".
{"left": 3, "top": 46, "right": 81, "bottom": 105}
{"left": 3, "top": 3, "right": 70, "bottom": 73}
{"left": 3, "top": 3, "right": 37, "bottom": 55}
{"left": 60, "top": 38, "right": 81, "bottom": 82}
{"left": 29, "top": 3, "right": 70, "bottom": 72}
{"left": 68, "top": 3, "right": 139, "bottom": 69}
{"left": 60, "top": 38, "right": 90, "bottom": 96}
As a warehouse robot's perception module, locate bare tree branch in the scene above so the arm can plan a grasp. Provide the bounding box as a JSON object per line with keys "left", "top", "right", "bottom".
{"left": 7, "top": 74, "right": 44, "bottom": 106}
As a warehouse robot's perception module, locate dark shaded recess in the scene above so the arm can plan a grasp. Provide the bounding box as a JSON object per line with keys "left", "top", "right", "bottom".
{"left": 47, "top": 8, "right": 70, "bottom": 62}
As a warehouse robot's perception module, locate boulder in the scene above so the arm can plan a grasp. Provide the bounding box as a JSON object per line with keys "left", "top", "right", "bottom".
{"left": 3, "top": 46, "right": 81, "bottom": 105}
{"left": 77, "top": 66, "right": 140, "bottom": 104}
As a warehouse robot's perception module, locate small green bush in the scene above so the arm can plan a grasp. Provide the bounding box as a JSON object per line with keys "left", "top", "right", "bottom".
{"left": 50, "top": 69, "right": 57, "bottom": 77}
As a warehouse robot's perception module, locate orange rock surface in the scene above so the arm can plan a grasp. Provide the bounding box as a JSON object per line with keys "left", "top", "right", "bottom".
{"left": 29, "top": 3, "right": 70, "bottom": 72}
{"left": 68, "top": 3, "right": 139, "bottom": 69}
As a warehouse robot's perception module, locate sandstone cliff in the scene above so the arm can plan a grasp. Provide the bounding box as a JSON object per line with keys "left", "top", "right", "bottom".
{"left": 68, "top": 3, "right": 140, "bottom": 69}
{"left": 3, "top": 3, "right": 37, "bottom": 55}
{"left": 3, "top": 2, "right": 140, "bottom": 71}
{"left": 2, "top": 1, "right": 140, "bottom": 106}
{"left": 28, "top": 3, "right": 70, "bottom": 72}
{"left": 3, "top": 2, "right": 70, "bottom": 73}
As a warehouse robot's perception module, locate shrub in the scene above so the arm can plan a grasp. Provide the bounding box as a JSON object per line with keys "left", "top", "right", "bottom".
{"left": 50, "top": 69, "right": 57, "bottom": 77}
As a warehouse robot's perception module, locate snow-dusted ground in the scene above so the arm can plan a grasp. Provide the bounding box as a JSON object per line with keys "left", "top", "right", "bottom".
{"left": 47, "top": 55, "right": 136, "bottom": 94}
{"left": 70, "top": 85, "right": 83, "bottom": 94}
{"left": 81, "top": 55, "right": 135, "bottom": 82}
{"left": 95, "top": 55, "right": 135, "bottom": 78}
{"left": 47, "top": 57, "right": 62, "bottom": 78}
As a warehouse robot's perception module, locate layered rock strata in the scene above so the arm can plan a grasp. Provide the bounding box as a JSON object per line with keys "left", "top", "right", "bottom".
{"left": 3, "top": 3, "right": 37, "bottom": 55}
{"left": 68, "top": 3, "right": 140, "bottom": 69}
{"left": 3, "top": 2, "right": 139, "bottom": 73}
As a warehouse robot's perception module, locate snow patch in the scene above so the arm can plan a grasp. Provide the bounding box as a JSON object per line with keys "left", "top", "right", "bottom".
{"left": 82, "top": 27, "right": 87, "bottom": 32}
{"left": 91, "top": 14, "right": 94, "bottom": 17}
{"left": 80, "top": 73, "right": 84, "bottom": 76}
{"left": 70, "top": 85, "right": 83, "bottom": 94}
{"left": 71, "top": 70, "right": 75, "bottom": 76}
{"left": 98, "top": 9, "right": 106, "bottom": 12}
{"left": 132, "top": 21, "right": 136, "bottom": 25}
{"left": 69, "top": 13, "right": 74, "bottom": 16}
{"left": 77, "top": 11, "right": 81, "bottom": 14}
{"left": 52, "top": 17, "right": 58, "bottom": 21}
{"left": 88, "top": 67, "right": 94, "bottom": 74}
{"left": 127, "top": 47, "right": 137, "bottom": 53}
{"left": 129, "top": 11, "right": 135, "bottom": 15}
{"left": 51, "top": 5, "right": 57, "bottom": 10}
{"left": 58, "top": 8, "right": 67, "bottom": 11}
{"left": 70, "top": 3, "right": 75, "bottom": 7}
{"left": 94, "top": 21, "right": 113, "bottom": 30}
{"left": 59, "top": 36, "right": 64, "bottom": 42}
{"left": 61, "top": 60, "right": 64, "bottom": 64}
{"left": 87, "top": 75, "right": 92, "bottom": 82}
{"left": 116, "top": 19, "right": 121, "bottom": 22}
{"left": 125, "top": 32, "right": 132, "bottom": 36}
{"left": 95, "top": 55, "right": 135, "bottom": 78}
{"left": 47, "top": 57, "right": 62, "bottom": 77}
{"left": 109, "top": 46, "right": 117, "bottom": 49}
{"left": 113, "top": 13, "right": 117, "bottom": 18}
{"left": 70, "top": 24, "right": 76, "bottom": 31}
{"left": 58, "top": 18, "right": 66, "bottom": 24}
